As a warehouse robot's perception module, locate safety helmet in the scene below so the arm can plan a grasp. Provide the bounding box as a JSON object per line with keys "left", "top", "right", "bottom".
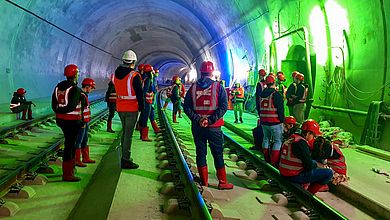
{"left": 265, "top": 75, "right": 275, "bottom": 84}
{"left": 82, "top": 78, "right": 96, "bottom": 89}
{"left": 138, "top": 64, "right": 144, "bottom": 72}
{"left": 64, "top": 64, "right": 79, "bottom": 77}
{"left": 284, "top": 116, "right": 297, "bottom": 125}
{"left": 292, "top": 71, "right": 299, "bottom": 78}
{"left": 172, "top": 75, "right": 179, "bottom": 82}
{"left": 258, "top": 69, "right": 266, "bottom": 77}
{"left": 301, "top": 119, "right": 322, "bottom": 136}
{"left": 122, "top": 50, "right": 137, "bottom": 63}
{"left": 296, "top": 73, "right": 304, "bottom": 81}
{"left": 200, "top": 61, "right": 214, "bottom": 74}
{"left": 277, "top": 72, "right": 285, "bottom": 81}
{"left": 154, "top": 68, "right": 159, "bottom": 73}
{"left": 143, "top": 64, "right": 153, "bottom": 72}
{"left": 16, "top": 88, "right": 26, "bottom": 95}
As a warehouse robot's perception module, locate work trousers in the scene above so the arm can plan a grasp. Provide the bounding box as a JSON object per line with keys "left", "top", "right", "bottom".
{"left": 192, "top": 125, "right": 224, "bottom": 169}
{"left": 12, "top": 103, "right": 31, "bottom": 113}
{"left": 107, "top": 102, "right": 116, "bottom": 121}
{"left": 262, "top": 123, "right": 283, "bottom": 151}
{"left": 75, "top": 123, "right": 89, "bottom": 149}
{"left": 233, "top": 102, "right": 243, "bottom": 119}
{"left": 118, "top": 112, "right": 139, "bottom": 161}
{"left": 284, "top": 166, "right": 333, "bottom": 185}
{"left": 293, "top": 103, "right": 306, "bottom": 123}
{"left": 172, "top": 100, "right": 180, "bottom": 116}
{"left": 57, "top": 120, "right": 82, "bottom": 162}
{"left": 149, "top": 105, "right": 155, "bottom": 121}
{"left": 139, "top": 103, "right": 152, "bottom": 127}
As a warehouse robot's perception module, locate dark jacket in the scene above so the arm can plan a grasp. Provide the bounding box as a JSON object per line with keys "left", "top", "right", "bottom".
{"left": 183, "top": 78, "right": 227, "bottom": 126}
{"left": 286, "top": 82, "right": 297, "bottom": 106}
{"left": 260, "top": 87, "right": 285, "bottom": 125}
{"left": 255, "top": 80, "right": 266, "bottom": 115}
{"left": 291, "top": 138, "right": 317, "bottom": 171}
{"left": 114, "top": 65, "right": 144, "bottom": 110}
{"left": 294, "top": 83, "right": 306, "bottom": 104}
{"left": 105, "top": 81, "right": 115, "bottom": 102}
{"left": 51, "top": 80, "right": 81, "bottom": 114}
{"left": 171, "top": 83, "right": 181, "bottom": 103}
{"left": 11, "top": 93, "right": 30, "bottom": 105}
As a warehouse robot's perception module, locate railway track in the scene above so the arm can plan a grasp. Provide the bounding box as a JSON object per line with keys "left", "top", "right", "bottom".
{"left": 0, "top": 97, "right": 108, "bottom": 216}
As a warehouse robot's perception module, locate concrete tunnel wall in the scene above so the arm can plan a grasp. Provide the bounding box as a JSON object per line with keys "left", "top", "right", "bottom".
{"left": 1, "top": 0, "right": 389, "bottom": 147}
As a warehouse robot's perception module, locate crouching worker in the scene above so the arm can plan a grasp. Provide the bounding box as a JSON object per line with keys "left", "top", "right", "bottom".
{"left": 183, "top": 61, "right": 233, "bottom": 190}
{"left": 279, "top": 119, "right": 333, "bottom": 194}
{"left": 75, "top": 78, "right": 96, "bottom": 167}
{"left": 10, "top": 88, "right": 35, "bottom": 120}
{"left": 283, "top": 116, "right": 299, "bottom": 141}
{"left": 313, "top": 136, "right": 348, "bottom": 186}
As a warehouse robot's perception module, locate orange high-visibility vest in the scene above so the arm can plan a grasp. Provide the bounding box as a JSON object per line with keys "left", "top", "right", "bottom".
{"left": 114, "top": 71, "right": 140, "bottom": 112}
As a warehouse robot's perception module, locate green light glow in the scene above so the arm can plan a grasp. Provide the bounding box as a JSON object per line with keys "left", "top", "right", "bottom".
{"left": 325, "top": 0, "right": 349, "bottom": 66}
{"left": 274, "top": 31, "right": 291, "bottom": 70}
{"left": 264, "top": 27, "right": 273, "bottom": 70}
{"left": 230, "top": 50, "right": 250, "bottom": 86}
{"left": 310, "top": 6, "right": 328, "bottom": 66}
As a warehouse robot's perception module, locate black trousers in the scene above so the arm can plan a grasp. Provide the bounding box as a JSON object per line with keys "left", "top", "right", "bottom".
{"left": 107, "top": 102, "right": 116, "bottom": 120}
{"left": 57, "top": 120, "right": 82, "bottom": 162}
{"left": 11, "top": 103, "right": 31, "bottom": 113}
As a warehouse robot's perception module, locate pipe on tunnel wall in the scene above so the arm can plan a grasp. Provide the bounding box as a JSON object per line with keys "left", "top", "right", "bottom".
{"left": 311, "top": 104, "right": 367, "bottom": 116}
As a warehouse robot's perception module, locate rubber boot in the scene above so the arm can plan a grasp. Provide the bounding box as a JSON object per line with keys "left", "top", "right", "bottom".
{"left": 234, "top": 118, "right": 238, "bottom": 123}
{"left": 151, "top": 120, "right": 163, "bottom": 133}
{"left": 28, "top": 109, "right": 34, "bottom": 120}
{"left": 270, "top": 150, "right": 280, "bottom": 167}
{"left": 197, "top": 166, "right": 208, "bottom": 186}
{"left": 307, "top": 183, "right": 326, "bottom": 194}
{"left": 163, "top": 102, "right": 169, "bottom": 110}
{"left": 262, "top": 148, "right": 270, "bottom": 163}
{"left": 141, "top": 127, "right": 152, "bottom": 142}
{"left": 178, "top": 109, "right": 182, "bottom": 118}
{"left": 216, "top": 167, "right": 233, "bottom": 190}
{"left": 239, "top": 117, "right": 243, "bottom": 123}
{"left": 62, "top": 160, "right": 81, "bottom": 182}
{"left": 82, "top": 146, "right": 96, "bottom": 163}
{"left": 318, "top": 184, "right": 329, "bottom": 192}
{"left": 173, "top": 114, "right": 178, "bottom": 123}
{"left": 21, "top": 109, "right": 27, "bottom": 120}
{"left": 107, "top": 120, "right": 115, "bottom": 133}
{"left": 75, "top": 149, "right": 86, "bottom": 167}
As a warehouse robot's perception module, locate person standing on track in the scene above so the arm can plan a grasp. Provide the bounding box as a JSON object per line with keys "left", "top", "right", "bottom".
{"left": 105, "top": 74, "right": 116, "bottom": 133}
{"left": 52, "top": 64, "right": 83, "bottom": 181}
{"left": 183, "top": 61, "right": 233, "bottom": 190}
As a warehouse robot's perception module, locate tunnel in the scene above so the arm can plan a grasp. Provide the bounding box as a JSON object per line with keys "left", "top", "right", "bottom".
{"left": 1, "top": 0, "right": 390, "bottom": 219}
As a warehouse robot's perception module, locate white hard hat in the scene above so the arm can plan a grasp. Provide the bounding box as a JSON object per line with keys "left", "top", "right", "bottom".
{"left": 122, "top": 50, "right": 137, "bottom": 63}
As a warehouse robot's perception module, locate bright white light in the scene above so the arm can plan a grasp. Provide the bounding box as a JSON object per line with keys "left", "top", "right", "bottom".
{"left": 310, "top": 6, "right": 328, "bottom": 66}
{"left": 188, "top": 68, "right": 197, "bottom": 82}
{"left": 212, "top": 70, "right": 221, "bottom": 81}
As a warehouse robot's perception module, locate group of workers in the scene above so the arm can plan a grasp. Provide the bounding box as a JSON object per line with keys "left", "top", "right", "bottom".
{"left": 10, "top": 49, "right": 346, "bottom": 194}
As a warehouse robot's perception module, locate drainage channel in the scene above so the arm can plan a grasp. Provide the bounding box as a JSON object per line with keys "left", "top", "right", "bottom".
{"left": 0, "top": 98, "right": 108, "bottom": 217}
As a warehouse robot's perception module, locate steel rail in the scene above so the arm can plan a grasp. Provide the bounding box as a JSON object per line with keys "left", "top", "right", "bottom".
{"left": 157, "top": 91, "right": 212, "bottom": 220}
{"left": 0, "top": 98, "right": 107, "bottom": 193}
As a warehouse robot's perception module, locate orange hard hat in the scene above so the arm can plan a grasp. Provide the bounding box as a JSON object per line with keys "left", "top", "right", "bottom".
{"left": 277, "top": 72, "right": 285, "bottom": 81}
{"left": 64, "top": 64, "right": 79, "bottom": 77}
{"left": 172, "top": 75, "right": 179, "bottom": 82}
{"left": 138, "top": 64, "right": 144, "bottom": 72}
{"left": 296, "top": 73, "right": 304, "bottom": 81}
{"left": 292, "top": 71, "right": 299, "bottom": 78}
{"left": 284, "top": 116, "right": 297, "bottom": 125}
{"left": 143, "top": 64, "right": 153, "bottom": 72}
{"left": 302, "top": 119, "right": 322, "bottom": 136}
{"left": 265, "top": 75, "right": 275, "bottom": 84}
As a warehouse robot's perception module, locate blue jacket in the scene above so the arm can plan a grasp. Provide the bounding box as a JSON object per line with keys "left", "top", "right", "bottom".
{"left": 183, "top": 78, "right": 227, "bottom": 125}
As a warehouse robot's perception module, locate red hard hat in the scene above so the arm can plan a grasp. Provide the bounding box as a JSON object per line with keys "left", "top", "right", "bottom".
{"left": 284, "top": 116, "right": 297, "bottom": 125}
{"left": 265, "top": 75, "right": 275, "bottom": 84}
{"left": 200, "top": 61, "right": 215, "bottom": 74}
{"left": 172, "top": 75, "right": 179, "bottom": 82}
{"left": 259, "top": 69, "right": 266, "bottom": 77}
{"left": 64, "top": 64, "right": 79, "bottom": 77}
{"left": 296, "top": 73, "right": 304, "bottom": 81}
{"left": 301, "top": 119, "right": 322, "bottom": 136}
{"left": 16, "top": 88, "right": 26, "bottom": 95}
{"left": 277, "top": 72, "right": 285, "bottom": 81}
{"left": 292, "top": 71, "right": 299, "bottom": 78}
{"left": 82, "top": 78, "right": 96, "bottom": 89}
{"left": 138, "top": 64, "right": 144, "bottom": 72}
{"left": 143, "top": 64, "right": 153, "bottom": 72}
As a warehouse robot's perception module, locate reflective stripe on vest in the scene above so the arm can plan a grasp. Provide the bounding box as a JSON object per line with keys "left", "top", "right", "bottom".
{"left": 82, "top": 93, "right": 91, "bottom": 123}
{"left": 279, "top": 135, "right": 305, "bottom": 176}
{"left": 299, "top": 85, "right": 308, "bottom": 103}
{"left": 145, "top": 92, "right": 154, "bottom": 104}
{"left": 108, "top": 92, "right": 116, "bottom": 102}
{"left": 55, "top": 86, "right": 82, "bottom": 120}
{"left": 260, "top": 92, "right": 280, "bottom": 123}
{"left": 232, "top": 87, "right": 244, "bottom": 100}
{"left": 114, "top": 71, "right": 139, "bottom": 112}
{"left": 10, "top": 103, "right": 21, "bottom": 109}
{"left": 327, "top": 145, "right": 347, "bottom": 175}
{"left": 191, "top": 81, "right": 224, "bottom": 127}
